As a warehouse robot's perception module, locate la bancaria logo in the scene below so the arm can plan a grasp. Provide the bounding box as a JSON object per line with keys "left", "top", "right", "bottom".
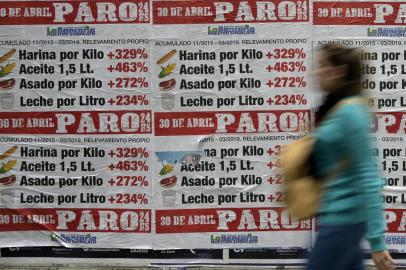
{"left": 51, "top": 233, "right": 97, "bottom": 244}
{"left": 210, "top": 233, "right": 258, "bottom": 244}
{"left": 208, "top": 25, "right": 255, "bottom": 35}
{"left": 47, "top": 26, "right": 96, "bottom": 36}
{"left": 367, "top": 27, "right": 406, "bottom": 37}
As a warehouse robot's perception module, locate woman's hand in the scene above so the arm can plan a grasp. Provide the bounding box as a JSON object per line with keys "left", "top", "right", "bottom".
{"left": 372, "top": 250, "right": 396, "bottom": 270}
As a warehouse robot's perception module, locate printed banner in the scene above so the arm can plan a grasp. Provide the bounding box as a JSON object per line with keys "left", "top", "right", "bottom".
{"left": 0, "top": 1, "right": 404, "bottom": 264}
{"left": 314, "top": 0, "right": 406, "bottom": 255}
{"left": 0, "top": 0, "right": 153, "bottom": 249}
{"left": 151, "top": 0, "right": 311, "bottom": 249}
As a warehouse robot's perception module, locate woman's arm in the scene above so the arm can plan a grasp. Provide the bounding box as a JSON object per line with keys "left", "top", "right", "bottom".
{"left": 341, "top": 105, "right": 386, "bottom": 252}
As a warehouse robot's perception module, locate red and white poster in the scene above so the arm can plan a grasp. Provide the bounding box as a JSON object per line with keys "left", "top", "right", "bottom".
{"left": 0, "top": 0, "right": 404, "bottom": 267}
{"left": 313, "top": 0, "right": 406, "bottom": 256}
{"left": 0, "top": 0, "right": 312, "bottom": 251}
{"left": 151, "top": 0, "right": 311, "bottom": 249}
{"left": 0, "top": 0, "right": 153, "bottom": 249}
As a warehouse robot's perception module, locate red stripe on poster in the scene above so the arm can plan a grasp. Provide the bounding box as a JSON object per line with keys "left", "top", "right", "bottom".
{"left": 154, "top": 110, "right": 311, "bottom": 136}
{"left": 0, "top": 110, "right": 152, "bottom": 134}
{"left": 314, "top": 2, "right": 406, "bottom": 25}
{"left": 153, "top": 0, "right": 309, "bottom": 24}
{"left": 0, "top": 1, "right": 149, "bottom": 25}
{"left": 0, "top": 208, "right": 151, "bottom": 232}
{"left": 156, "top": 207, "right": 312, "bottom": 233}
{"left": 386, "top": 209, "right": 406, "bottom": 233}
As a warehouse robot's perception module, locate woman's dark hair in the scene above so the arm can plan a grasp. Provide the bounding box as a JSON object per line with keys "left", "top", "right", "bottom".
{"left": 319, "top": 44, "right": 362, "bottom": 95}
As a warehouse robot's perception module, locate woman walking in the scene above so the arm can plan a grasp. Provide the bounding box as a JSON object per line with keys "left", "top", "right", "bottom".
{"left": 307, "top": 44, "right": 396, "bottom": 270}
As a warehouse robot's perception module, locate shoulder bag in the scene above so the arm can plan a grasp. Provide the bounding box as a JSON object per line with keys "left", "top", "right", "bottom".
{"left": 281, "top": 97, "right": 364, "bottom": 219}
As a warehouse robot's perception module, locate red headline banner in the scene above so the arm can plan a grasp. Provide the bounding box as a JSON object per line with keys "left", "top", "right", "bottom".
{"left": 385, "top": 209, "right": 406, "bottom": 233}
{"left": 372, "top": 112, "right": 406, "bottom": 134}
{"left": 156, "top": 207, "right": 312, "bottom": 233}
{"left": 0, "top": 1, "right": 149, "bottom": 25}
{"left": 154, "top": 110, "right": 311, "bottom": 136}
{"left": 0, "top": 208, "right": 151, "bottom": 232}
{"left": 153, "top": 0, "right": 309, "bottom": 24}
{"left": 0, "top": 110, "right": 152, "bottom": 135}
{"left": 314, "top": 2, "right": 406, "bottom": 25}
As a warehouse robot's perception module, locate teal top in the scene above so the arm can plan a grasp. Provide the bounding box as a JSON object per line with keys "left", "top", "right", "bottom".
{"left": 313, "top": 98, "right": 386, "bottom": 252}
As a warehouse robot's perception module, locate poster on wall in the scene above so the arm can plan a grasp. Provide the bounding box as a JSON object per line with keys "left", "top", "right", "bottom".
{"left": 0, "top": 247, "right": 223, "bottom": 260}
{"left": 1, "top": 0, "right": 404, "bottom": 265}
{"left": 0, "top": 0, "right": 312, "bottom": 251}
{"left": 0, "top": 247, "right": 225, "bottom": 266}
{"left": 151, "top": 0, "right": 312, "bottom": 249}
{"left": 0, "top": 0, "right": 153, "bottom": 248}
{"left": 313, "top": 0, "right": 406, "bottom": 258}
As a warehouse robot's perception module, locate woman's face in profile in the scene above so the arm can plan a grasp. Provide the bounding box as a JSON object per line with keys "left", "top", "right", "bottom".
{"left": 316, "top": 51, "right": 345, "bottom": 93}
